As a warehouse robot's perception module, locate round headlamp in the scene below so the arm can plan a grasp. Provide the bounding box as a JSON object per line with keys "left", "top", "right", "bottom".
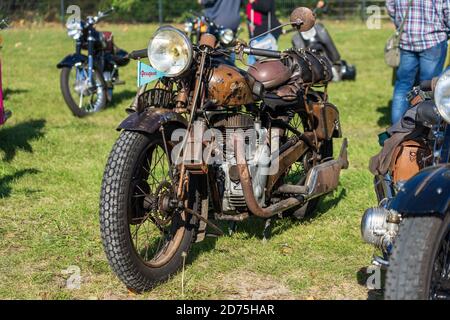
{"left": 66, "top": 20, "right": 82, "bottom": 40}
{"left": 148, "top": 26, "right": 193, "bottom": 77}
{"left": 435, "top": 69, "right": 450, "bottom": 124}
{"left": 220, "top": 29, "right": 234, "bottom": 45}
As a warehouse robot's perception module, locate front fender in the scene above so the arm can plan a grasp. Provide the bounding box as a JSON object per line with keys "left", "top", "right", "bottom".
{"left": 57, "top": 53, "right": 88, "bottom": 69}
{"left": 390, "top": 164, "right": 450, "bottom": 216}
{"left": 117, "top": 108, "right": 188, "bottom": 135}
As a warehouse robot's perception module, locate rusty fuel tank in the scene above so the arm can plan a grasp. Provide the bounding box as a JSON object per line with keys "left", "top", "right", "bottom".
{"left": 208, "top": 64, "right": 255, "bottom": 107}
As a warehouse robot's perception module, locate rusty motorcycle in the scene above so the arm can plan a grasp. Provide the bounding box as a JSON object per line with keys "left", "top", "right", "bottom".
{"left": 99, "top": 7, "right": 348, "bottom": 292}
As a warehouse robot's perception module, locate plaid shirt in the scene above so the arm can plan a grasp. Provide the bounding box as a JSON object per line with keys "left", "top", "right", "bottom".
{"left": 386, "top": 0, "right": 450, "bottom": 52}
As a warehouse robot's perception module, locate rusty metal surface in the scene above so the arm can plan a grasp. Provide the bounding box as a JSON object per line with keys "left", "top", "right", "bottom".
{"left": 208, "top": 64, "right": 254, "bottom": 106}
{"left": 304, "top": 138, "right": 349, "bottom": 199}
{"left": 234, "top": 134, "right": 304, "bottom": 218}
{"left": 247, "top": 59, "right": 292, "bottom": 90}
{"left": 117, "top": 108, "right": 187, "bottom": 134}
{"left": 199, "top": 33, "right": 217, "bottom": 48}
{"left": 277, "top": 184, "right": 308, "bottom": 194}
{"left": 266, "top": 139, "right": 308, "bottom": 194}
{"left": 290, "top": 7, "right": 316, "bottom": 32}
{"left": 312, "top": 102, "right": 341, "bottom": 140}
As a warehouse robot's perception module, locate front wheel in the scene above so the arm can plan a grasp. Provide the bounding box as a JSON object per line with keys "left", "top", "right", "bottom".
{"left": 385, "top": 214, "right": 450, "bottom": 300}
{"left": 60, "top": 66, "right": 107, "bottom": 117}
{"left": 100, "top": 130, "right": 196, "bottom": 292}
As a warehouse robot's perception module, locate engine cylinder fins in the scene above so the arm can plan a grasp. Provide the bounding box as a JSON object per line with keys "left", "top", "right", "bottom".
{"left": 209, "top": 113, "right": 255, "bottom": 129}
{"left": 361, "top": 207, "right": 399, "bottom": 252}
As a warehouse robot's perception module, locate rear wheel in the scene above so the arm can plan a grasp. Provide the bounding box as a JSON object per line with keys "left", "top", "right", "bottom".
{"left": 60, "top": 66, "right": 107, "bottom": 117}
{"left": 385, "top": 214, "right": 450, "bottom": 300}
{"left": 284, "top": 115, "right": 333, "bottom": 219}
{"left": 100, "top": 130, "right": 196, "bottom": 292}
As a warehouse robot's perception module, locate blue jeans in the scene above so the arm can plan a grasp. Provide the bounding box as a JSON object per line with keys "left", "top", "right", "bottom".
{"left": 391, "top": 41, "right": 448, "bottom": 124}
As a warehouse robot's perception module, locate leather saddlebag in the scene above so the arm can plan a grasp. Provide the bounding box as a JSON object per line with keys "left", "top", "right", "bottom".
{"left": 390, "top": 140, "right": 430, "bottom": 183}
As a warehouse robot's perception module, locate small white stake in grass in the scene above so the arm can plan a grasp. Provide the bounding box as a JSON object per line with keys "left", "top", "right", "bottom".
{"left": 181, "top": 251, "right": 187, "bottom": 298}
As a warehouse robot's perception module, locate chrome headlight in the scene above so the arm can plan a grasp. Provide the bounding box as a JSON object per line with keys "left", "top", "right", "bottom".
{"left": 184, "top": 22, "right": 193, "bottom": 34}
{"left": 219, "top": 28, "right": 234, "bottom": 45}
{"left": 66, "top": 20, "right": 82, "bottom": 40}
{"left": 435, "top": 69, "right": 450, "bottom": 124}
{"left": 148, "top": 26, "right": 193, "bottom": 77}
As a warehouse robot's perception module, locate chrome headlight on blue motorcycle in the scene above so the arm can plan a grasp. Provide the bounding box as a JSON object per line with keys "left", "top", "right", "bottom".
{"left": 219, "top": 28, "right": 234, "bottom": 45}
{"left": 148, "top": 26, "right": 193, "bottom": 77}
{"left": 435, "top": 69, "right": 450, "bottom": 124}
{"left": 66, "top": 20, "right": 83, "bottom": 40}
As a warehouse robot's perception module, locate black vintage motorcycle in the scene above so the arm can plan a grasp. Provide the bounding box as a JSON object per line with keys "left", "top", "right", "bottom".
{"left": 99, "top": 7, "right": 348, "bottom": 292}
{"left": 383, "top": 72, "right": 450, "bottom": 300}
{"left": 291, "top": 1, "right": 356, "bottom": 82}
{"left": 57, "top": 8, "right": 130, "bottom": 117}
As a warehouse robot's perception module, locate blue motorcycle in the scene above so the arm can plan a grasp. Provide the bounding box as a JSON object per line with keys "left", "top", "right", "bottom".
{"left": 361, "top": 71, "right": 450, "bottom": 299}
{"left": 57, "top": 8, "right": 129, "bottom": 117}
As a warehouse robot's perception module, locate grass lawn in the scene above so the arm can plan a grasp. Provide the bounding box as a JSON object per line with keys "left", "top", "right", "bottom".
{"left": 0, "top": 19, "right": 395, "bottom": 300}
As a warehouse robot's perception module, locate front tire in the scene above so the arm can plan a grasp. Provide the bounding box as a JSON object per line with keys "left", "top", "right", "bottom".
{"left": 100, "top": 130, "right": 195, "bottom": 292}
{"left": 60, "top": 66, "right": 107, "bottom": 117}
{"left": 385, "top": 214, "right": 450, "bottom": 300}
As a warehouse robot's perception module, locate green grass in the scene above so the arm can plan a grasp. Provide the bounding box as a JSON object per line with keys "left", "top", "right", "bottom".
{"left": 0, "top": 20, "right": 394, "bottom": 300}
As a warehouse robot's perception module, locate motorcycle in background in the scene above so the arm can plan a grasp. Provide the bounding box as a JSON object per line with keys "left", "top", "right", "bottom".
{"left": 99, "top": 7, "right": 349, "bottom": 292}
{"left": 57, "top": 7, "right": 130, "bottom": 117}
{"left": 291, "top": 1, "right": 356, "bottom": 82}
{"left": 383, "top": 72, "right": 450, "bottom": 300}
{"left": 360, "top": 73, "right": 450, "bottom": 299}
{"left": 184, "top": 12, "right": 237, "bottom": 47}
{"left": 361, "top": 79, "right": 437, "bottom": 266}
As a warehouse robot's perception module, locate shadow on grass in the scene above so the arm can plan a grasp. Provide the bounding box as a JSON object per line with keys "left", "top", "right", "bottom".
{"left": 187, "top": 188, "right": 348, "bottom": 266}
{"left": 0, "top": 119, "right": 46, "bottom": 162}
{"left": 2, "top": 88, "right": 29, "bottom": 100}
{"left": 109, "top": 90, "right": 137, "bottom": 109}
{"left": 0, "top": 168, "right": 40, "bottom": 198}
{"left": 302, "top": 188, "right": 348, "bottom": 223}
{"left": 356, "top": 266, "right": 385, "bottom": 300}
{"left": 376, "top": 100, "right": 392, "bottom": 128}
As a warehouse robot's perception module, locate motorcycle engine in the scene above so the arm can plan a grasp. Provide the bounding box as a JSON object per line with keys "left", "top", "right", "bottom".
{"left": 211, "top": 114, "right": 271, "bottom": 214}
{"left": 361, "top": 207, "right": 401, "bottom": 253}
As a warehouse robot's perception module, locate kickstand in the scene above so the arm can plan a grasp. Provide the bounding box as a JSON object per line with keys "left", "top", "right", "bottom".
{"left": 263, "top": 219, "right": 272, "bottom": 242}
{"left": 228, "top": 221, "right": 237, "bottom": 236}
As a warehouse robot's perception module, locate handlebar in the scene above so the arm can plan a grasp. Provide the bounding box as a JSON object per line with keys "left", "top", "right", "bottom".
{"left": 128, "top": 44, "right": 282, "bottom": 61}
{"left": 128, "top": 49, "right": 148, "bottom": 60}
{"left": 94, "top": 7, "right": 115, "bottom": 24}
{"left": 243, "top": 47, "right": 282, "bottom": 59}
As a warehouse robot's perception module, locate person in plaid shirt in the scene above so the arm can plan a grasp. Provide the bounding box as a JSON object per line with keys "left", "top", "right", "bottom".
{"left": 387, "top": 0, "right": 450, "bottom": 124}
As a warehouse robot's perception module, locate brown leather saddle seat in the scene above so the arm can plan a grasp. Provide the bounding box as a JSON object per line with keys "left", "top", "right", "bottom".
{"left": 247, "top": 59, "right": 292, "bottom": 91}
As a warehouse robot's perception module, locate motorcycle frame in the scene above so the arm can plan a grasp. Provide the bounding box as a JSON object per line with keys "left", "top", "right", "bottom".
{"left": 121, "top": 44, "right": 346, "bottom": 224}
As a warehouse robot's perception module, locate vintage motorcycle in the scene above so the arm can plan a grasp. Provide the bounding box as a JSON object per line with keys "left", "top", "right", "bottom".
{"left": 184, "top": 12, "right": 237, "bottom": 47}
{"left": 99, "top": 7, "right": 348, "bottom": 292}
{"left": 291, "top": 1, "right": 356, "bottom": 82}
{"left": 57, "top": 8, "right": 130, "bottom": 117}
{"left": 361, "top": 72, "right": 450, "bottom": 299}
{"left": 0, "top": 18, "right": 11, "bottom": 125}
{"left": 383, "top": 72, "right": 450, "bottom": 300}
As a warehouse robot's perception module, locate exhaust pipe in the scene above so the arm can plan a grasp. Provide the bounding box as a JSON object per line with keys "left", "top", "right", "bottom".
{"left": 302, "top": 138, "right": 349, "bottom": 200}
{"left": 234, "top": 135, "right": 349, "bottom": 218}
